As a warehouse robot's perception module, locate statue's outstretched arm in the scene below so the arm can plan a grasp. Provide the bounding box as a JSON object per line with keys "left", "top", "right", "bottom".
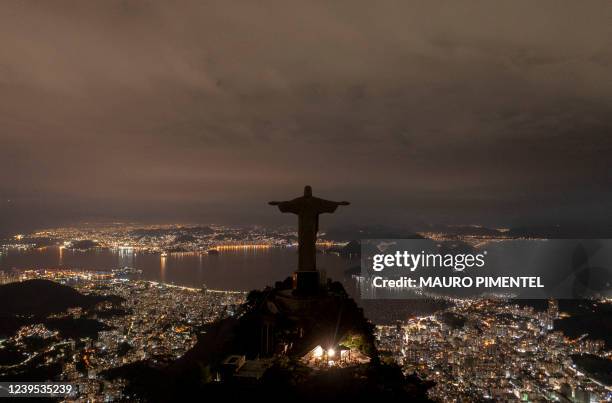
{"left": 315, "top": 198, "right": 350, "bottom": 213}
{"left": 269, "top": 200, "right": 300, "bottom": 214}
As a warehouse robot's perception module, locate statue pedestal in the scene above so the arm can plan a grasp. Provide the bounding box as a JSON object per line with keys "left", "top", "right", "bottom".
{"left": 292, "top": 270, "right": 324, "bottom": 294}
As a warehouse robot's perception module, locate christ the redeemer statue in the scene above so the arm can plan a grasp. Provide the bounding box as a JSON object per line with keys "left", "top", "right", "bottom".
{"left": 269, "top": 186, "right": 349, "bottom": 272}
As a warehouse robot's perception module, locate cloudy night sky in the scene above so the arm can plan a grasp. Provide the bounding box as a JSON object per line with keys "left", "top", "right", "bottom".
{"left": 1, "top": 1, "right": 611, "bottom": 234}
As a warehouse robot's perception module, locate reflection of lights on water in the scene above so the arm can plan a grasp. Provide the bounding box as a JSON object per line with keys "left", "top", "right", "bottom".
{"left": 160, "top": 255, "right": 167, "bottom": 281}
{"left": 316, "top": 241, "right": 335, "bottom": 248}
{"left": 215, "top": 244, "right": 271, "bottom": 251}
{"left": 118, "top": 246, "right": 134, "bottom": 255}
{"left": 118, "top": 246, "right": 135, "bottom": 268}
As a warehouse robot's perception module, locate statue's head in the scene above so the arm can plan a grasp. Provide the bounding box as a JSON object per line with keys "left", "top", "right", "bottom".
{"left": 304, "top": 185, "right": 312, "bottom": 197}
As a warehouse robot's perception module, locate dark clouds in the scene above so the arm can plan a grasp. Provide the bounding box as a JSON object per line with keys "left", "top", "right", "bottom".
{"left": 1, "top": 0, "right": 612, "bottom": 233}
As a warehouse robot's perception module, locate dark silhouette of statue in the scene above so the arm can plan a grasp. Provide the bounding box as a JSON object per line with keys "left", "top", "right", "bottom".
{"left": 269, "top": 186, "right": 350, "bottom": 272}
